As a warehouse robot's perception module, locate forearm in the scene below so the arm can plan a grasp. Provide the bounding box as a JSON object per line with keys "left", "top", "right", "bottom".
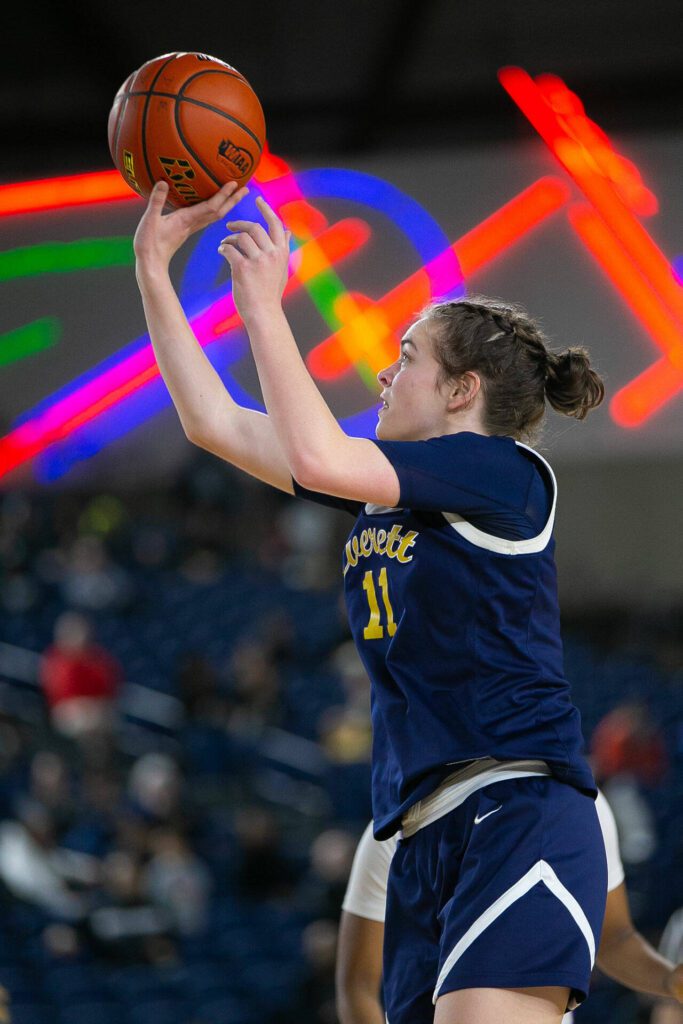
{"left": 337, "top": 987, "right": 385, "bottom": 1024}
{"left": 598, "top": 930, "right": 676, "bottom": 998}
{"left": 136, "top": 264, "right": 293, "bottom": 491}
{"left": 244, "top": 303, "right": 350, "bottom": 486}
{"left": 137, "top": 263, "right": 236, "bottom": 441}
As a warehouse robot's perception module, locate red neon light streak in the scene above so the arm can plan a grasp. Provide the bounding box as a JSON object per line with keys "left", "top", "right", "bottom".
{"left": 499, "top": 66, "right": 683, "bottom": 420}
{"left": 308, "top": 176, "right": 570, "bottom": 379}
{"left": 568, "top": 205, "right": 683, "bottom": 425}
{"left": 610, "top": 359, "right": 683, "bottom": 427}
{"left": 0, "top": 170, "right": 138, "bottom": 218}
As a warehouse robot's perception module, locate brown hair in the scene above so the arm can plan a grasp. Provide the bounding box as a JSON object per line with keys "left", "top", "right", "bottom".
{"left": 425, "top": 296, "right": 605, "bottom": 442}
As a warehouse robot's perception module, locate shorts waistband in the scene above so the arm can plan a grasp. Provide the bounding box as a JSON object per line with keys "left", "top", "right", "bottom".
{"left": 401, "top": 758, "right": 551, "bottom": 838}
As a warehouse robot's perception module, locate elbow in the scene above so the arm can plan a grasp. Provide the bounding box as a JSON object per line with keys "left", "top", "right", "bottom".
{"left": 183, "top": 417, "right": 214, "bottom": 450}
{"left": 290, "top": 450, "right": 332, "bottom": 494}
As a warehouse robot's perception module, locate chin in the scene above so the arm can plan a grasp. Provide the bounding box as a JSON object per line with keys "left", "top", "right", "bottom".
{"left": 375, "top": 418, "right": 395, "bottom": 441}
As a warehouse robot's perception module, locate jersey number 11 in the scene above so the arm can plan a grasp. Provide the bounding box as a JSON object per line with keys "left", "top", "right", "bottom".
{"left": 362, "top": 568, "right": 397, "bottom": 640}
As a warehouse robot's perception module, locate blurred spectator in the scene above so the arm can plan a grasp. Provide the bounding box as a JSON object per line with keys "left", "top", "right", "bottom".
{"left": 228, "top": 639, "right": 282, "bottom": 732}
{"left": 178, "top": 652, "right": 232, "bottom": 725}
{"left": 29, "top": 750, "right": 75, "bottom": 833}
{"left": 591, "top": 702, "right": 668, "bottom": 786}
{"left": 319, "top": 706, "right": 372, "bottom": 764}
{"left": 306, "top": 828, "right": 358, "bottom": 919}
{"left": 88, "top": 850, "right": 173, "bottom": 964}
{"left": 60, "top": 534, "right": 133, "bottom": 612}
{"left": 40, "top": 612, "right": 121, "bottom": 740}
{"left": 127, "top": 753, "right": 183, "bottom": 826}
{"left": 144, "top": 827, "right": 212, "bottom": 935}
{"left": 0, "top": 799, "right": 95, "bottom": 919}
{"left": 591, "top": 701, "right": 668, "bottom": 866}
{"left": 330, "top": 640, "right": 371, "bottom": 716}
{"left": 234, "top": 806, "right": 299, "bottom": 901}
{"left": 602, "top": 776, "right": 658, "bottom": 865}
{"left": 277, "top": 500, "right": 337, "bottom": 589}
{"left": 297, "top": 918, "right": 339, "bottom": 1024}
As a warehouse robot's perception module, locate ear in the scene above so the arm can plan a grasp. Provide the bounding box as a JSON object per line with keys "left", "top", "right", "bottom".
{"left": 446, "top": 371, "right": 482, "bottom": 412}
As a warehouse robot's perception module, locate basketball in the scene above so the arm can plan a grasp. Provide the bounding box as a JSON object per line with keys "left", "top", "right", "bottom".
{"left": 108, "top": 52, "right": 265, "bottom": 208}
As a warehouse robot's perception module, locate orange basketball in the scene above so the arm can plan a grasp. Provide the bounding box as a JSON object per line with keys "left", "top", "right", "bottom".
{"left": 108, "top": 52, "right": 265, "bottom": 208}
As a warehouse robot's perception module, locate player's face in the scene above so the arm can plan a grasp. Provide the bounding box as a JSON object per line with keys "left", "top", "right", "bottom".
{"left": 375, "top": 319, "right": 449, "bottom": 441}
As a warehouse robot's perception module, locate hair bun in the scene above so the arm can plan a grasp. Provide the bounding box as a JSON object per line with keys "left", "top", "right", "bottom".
{"left": 545, "top": 347, "right": 605, "bottom": 420}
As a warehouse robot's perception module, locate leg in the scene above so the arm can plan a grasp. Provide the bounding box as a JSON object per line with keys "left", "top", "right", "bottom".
{"left": 434, "top": 985, "right": 570, "bottom": 1024}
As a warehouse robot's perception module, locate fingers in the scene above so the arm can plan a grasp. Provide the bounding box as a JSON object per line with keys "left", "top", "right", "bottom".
{"left": 219, "top": 231, "right": 261, "bottom": 259}
{"left": 255, "top": 196, "right": 286, "bottom": 246}
{"left": 225, "top": 219, "right": 273, "bottom": 250}
{"left": 178, "top": 182, "right": 249, "bottom": 232}
{"left": 219, "top": 240, "right": 245, "bottom": 271}
{"left": 209, "top": 181, "right": 249, "bottom": 218}
{"left": 147, "top": 180, "right": 170, "bottom": 214}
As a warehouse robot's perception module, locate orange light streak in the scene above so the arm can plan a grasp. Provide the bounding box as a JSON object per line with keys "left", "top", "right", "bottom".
{"left": 308, "top": 176, "right": 570, "bottom": 379}
{"left": 213, "top": 217, "right": 371, "bottom": 335}
{"left": 500, "top": 66, "right": 683, "bottom": 420}
{"left": 610, "top": 358, "right": 683, "bottom": 427}
{"left": 568, "top": 205, "right": 683, "bottom": 371}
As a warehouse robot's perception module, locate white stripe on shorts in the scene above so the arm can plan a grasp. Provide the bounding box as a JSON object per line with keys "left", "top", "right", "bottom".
{"left": 432, "top": 859, "right": 596, "bottom": 1003}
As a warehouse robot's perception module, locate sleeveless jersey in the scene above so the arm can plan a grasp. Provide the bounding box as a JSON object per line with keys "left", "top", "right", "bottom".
{"left": 294, "top": 431, "right": 596, "bottom": 839}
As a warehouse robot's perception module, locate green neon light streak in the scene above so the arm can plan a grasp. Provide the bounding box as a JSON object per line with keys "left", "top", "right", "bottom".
{"left": 291, "top": 235, "right": 377, "bottom": 391}
{"left": 0, "top": 317, "right": 61, "bottom": 367}
{"left": 0, "top": 237, "right": 134, "bottom": 282}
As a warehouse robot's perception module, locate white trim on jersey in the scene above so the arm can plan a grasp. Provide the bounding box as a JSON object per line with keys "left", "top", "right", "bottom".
{"left": 432, "top": 859, "right": 596, "bottom": 1003}
{"left": 364, "top": 504, "right": 403, "bottom": 515}
{"left": 442, "top": 443, "right": 558, "bottom": 556}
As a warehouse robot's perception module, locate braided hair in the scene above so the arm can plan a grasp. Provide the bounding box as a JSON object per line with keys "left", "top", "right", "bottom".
{"left": 425, "top": 296, "right": 605, "bottom": 442}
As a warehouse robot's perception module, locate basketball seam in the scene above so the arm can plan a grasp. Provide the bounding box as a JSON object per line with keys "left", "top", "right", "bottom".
{"left": 112, "top": 94, "right": 128, "bottom": 167}
{"left": 140, "top": 54, "right": 179, "bottom": 191}
{"left": 178, "top": 69, "right": 263, "bottom": 150}
{"left": 173, "top": 103, "right": 223, "bottom": 191}
{"left": 126, "top": 90, "right": 263, "bottom": 152}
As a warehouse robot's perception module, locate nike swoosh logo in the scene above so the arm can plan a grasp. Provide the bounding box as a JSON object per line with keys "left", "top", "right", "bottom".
{"left": 474, "top": 805, "right": 502, "bottom": 825}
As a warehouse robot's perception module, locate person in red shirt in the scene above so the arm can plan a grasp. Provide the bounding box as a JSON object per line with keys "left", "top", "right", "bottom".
{"left": 40, "top": 611, "right": 121, "bottom": 738}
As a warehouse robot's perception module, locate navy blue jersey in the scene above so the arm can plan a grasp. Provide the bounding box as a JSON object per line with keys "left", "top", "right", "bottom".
{"left": 294, "top": 431, "right": 595, "bottom": 839}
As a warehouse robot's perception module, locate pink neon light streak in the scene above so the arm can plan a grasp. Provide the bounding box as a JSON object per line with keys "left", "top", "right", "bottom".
{"left": 0, "top": 219, "right": 370, "bottom": 478}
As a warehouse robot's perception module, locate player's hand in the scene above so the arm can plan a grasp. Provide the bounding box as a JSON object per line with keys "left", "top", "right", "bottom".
{"left": 217, "top": 196, "right": 292, "bottom": 321}
{"left": 665, "top": 964, "right": 683, "bottom": 1003}
{"left": 134, "top": 180, "right": 249, "bottom": 274}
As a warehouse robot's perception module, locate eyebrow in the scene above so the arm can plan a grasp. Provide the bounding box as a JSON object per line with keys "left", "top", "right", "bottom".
{"left": 400, "top": 337, "right": 417, "bottom": 351}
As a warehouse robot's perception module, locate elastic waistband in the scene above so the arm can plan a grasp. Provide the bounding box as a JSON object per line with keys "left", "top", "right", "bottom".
{"left": 401, "top": 758, "right": 551, "bottom": 838}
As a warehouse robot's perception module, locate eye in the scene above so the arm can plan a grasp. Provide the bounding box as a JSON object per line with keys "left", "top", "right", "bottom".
{"left": 400, "top": 351, "right": 410, "bottom": 365}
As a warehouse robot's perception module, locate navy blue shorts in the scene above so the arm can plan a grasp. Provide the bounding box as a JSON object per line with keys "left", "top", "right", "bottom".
{"left": 383, "top": 776, "right": 607, "bottom": 1024}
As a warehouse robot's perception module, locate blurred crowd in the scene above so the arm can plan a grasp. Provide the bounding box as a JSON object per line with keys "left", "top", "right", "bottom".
{"left": 0, "top": 453, "right": 681, "bottom": 1024}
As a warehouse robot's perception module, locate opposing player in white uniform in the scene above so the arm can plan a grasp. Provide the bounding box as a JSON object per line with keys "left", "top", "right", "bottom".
{"left": 337, "top": 792, "right": 683, "bottom": 1024}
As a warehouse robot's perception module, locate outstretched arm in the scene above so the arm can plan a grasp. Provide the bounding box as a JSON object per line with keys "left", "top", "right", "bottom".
{"left": 598, "top": 883, "right": 683, "bottom": 1002}
{"left": 134, "top": 180, "right": 294, "bottom": 493}
{"left": 219, "top": 199, "right": 401, "bottom": 506}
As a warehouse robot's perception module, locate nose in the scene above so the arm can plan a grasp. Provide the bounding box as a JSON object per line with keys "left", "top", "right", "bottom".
{"left": 377, "top": 359, "right": 399, "bottom": 388}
